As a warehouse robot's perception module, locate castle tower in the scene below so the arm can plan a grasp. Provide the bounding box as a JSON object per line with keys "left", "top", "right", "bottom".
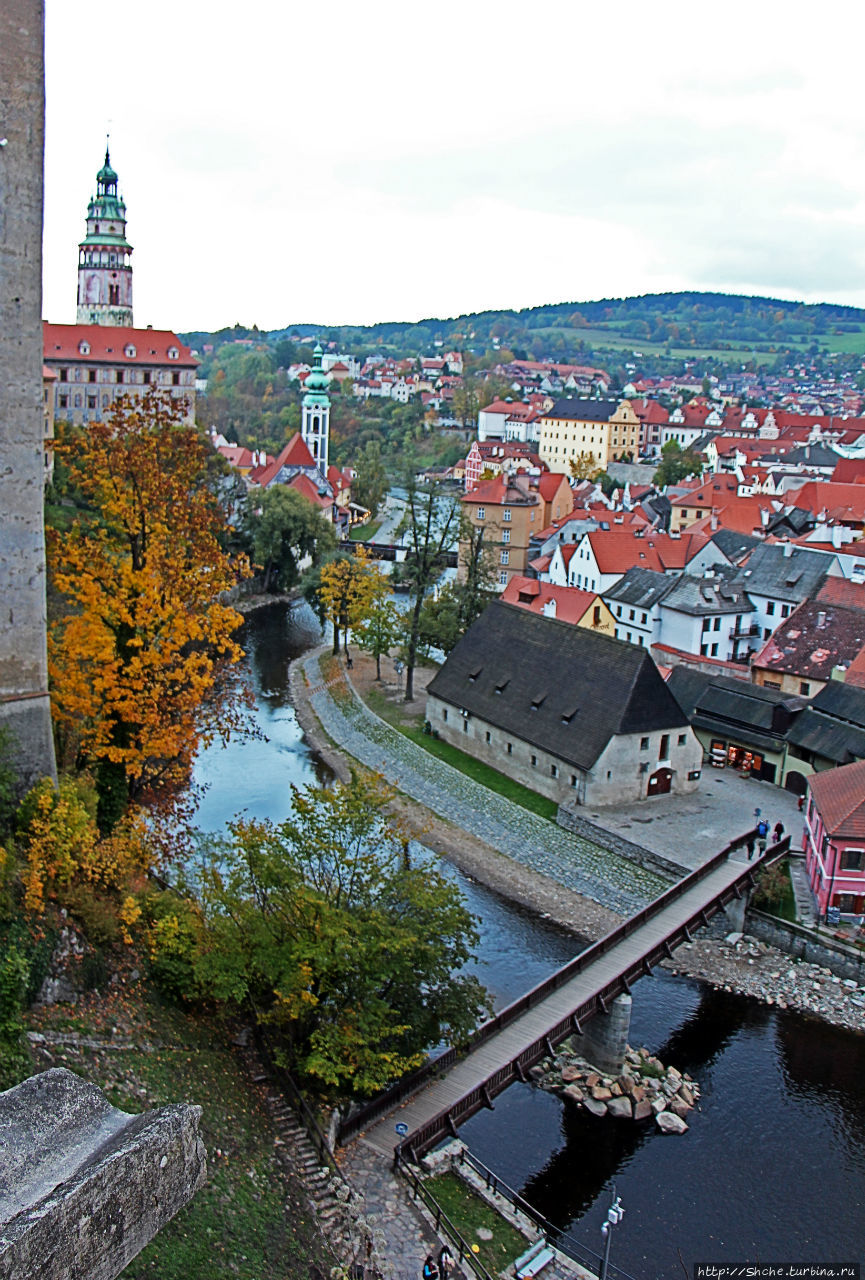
{"left": 301, "top": 344, "right": 330, "bottom": 474}
{"left": 76, "top": 148, "right": 134, "bottom": 326}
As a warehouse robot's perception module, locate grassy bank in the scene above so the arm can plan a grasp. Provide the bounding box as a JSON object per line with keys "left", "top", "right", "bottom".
{"left": 26, "top": 979, "right": 331, "bottom": 1280}
{"left": 424, "top": 1171, "right": 527, "bottom": 1275}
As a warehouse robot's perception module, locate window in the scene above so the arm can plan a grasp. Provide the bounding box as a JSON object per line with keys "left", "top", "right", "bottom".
{"left": 442, "top": 709, "right": 448, "bottom": 722}
{"left": 678, "top": 733, "right": 687, "bottom": 746}
{"left": 168, "top": 347, "right": 179, "bottom": 360}
{"left": 551, "top": 764, "right": 558, "bottom": 777}
{"left": 87, "top": 395, "right": 97, "bottom": 409}
{"left": 74, "top": 394, "right": 82, "bottom": 407}
{"left": 502, "top": 529, "right": 511, "bottom": 544}
{"left": 125, "top": 344, "right": 137, "bottom": 359}
{"left": 476, "top": 507, "right": 485, "bottom": 520}
{"left": 711, "top": 643, "right": 718, "bottom": 656}
{"left": 463, "top": 719, "right": 468, "bottom": 733}
{"left": 629, "top": 609, "right": 635, "bottom": 621}
{"left": 659, "top": 734, "right": 669, "bottom": 759}
{"left": 781, "top": 604, "right": 791, "bottom": 618}
{"left": 143, "top": 371, "right": 151, "bottom": 385}
{"left": 499, "top": 571, "right": 507, "bottom": 585}
{"left": 767, "top": 601, "right": 775, "bottom": 615}
{"left": 506, "top": 742, "right": 513, "bottom": 754}
{"left": 59, "top": 394, "right": 68, "bottom": 408}
{"left": 570, "top": 775, "right": 578, "bottom": 787}
{"left": 641, "top": 612, "right": 647, "bottom": 624}
{"left": 172, "top": 372, "right": 180, "bottom": 386}
{"left": 88, "top": 369, "right": 97, "bottom": 383}
{"left": 530, "top": 755, "right": 537, "bottom": 767}
{"left": 593, "top": 606, "right": 601, "bottom": 626}
{"left": 702, "top": 617, "right": 711, "bottom": 631}
{"left": 485, "top": 731, "right": 491, "bottom": 744}
{"left": 640, "top": 737, "right": 649, "bottom": 750}
{"left": 503, "top": 508, "right": 512, "bottom": 522}
{"left": 841, "top": 849, "right": 865, "bottom": 871}
{"left": 799, "top": 682, "right": 811, "bottom": 696}
{"left": 713, "top": 617, "right": 720, "bottom": 631}
{"left": 59, "top": 368, "right": 68, "bottom": 381}
{"left": 500, "top": 550, "right": 509, "bottom": 565}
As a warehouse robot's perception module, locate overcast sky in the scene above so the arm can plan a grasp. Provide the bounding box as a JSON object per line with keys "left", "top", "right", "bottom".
{"left": 43, "top": 0, "right": 865, "bottom": 333}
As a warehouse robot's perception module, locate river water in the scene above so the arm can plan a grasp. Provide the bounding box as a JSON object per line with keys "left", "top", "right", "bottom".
{"left": 189, "top": 603, "right": 865, "bottom": 1277}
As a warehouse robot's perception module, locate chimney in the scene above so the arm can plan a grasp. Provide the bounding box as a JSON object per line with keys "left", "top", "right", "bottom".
{"left": 817, "top": 611, "right": 827, "bottom": 628}
{"left": 783, "top": 541, "right": 793, "bottom": 557}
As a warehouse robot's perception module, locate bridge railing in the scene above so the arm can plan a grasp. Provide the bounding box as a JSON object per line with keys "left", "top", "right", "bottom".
{"left": 338, "top": 831, "right": 789, "bottom": 1147}
{"left": 394, "top": 1153, "right": 497, "bottom": 1280}
{"left": 456, "top": 1147, "right": 639, "bottom": 1280}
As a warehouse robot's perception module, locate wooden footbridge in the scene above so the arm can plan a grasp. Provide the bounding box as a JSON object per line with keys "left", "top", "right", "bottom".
{"left": 339, "top": 834, "right": 789, "bottom": 1162}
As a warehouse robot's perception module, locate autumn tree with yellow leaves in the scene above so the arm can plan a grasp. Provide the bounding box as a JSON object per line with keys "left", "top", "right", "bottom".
{"left": 48, "top": 394, "right": 251, "bottom": 832}
{"left": 316, "top": 547, "right": 377, "bottom": 656}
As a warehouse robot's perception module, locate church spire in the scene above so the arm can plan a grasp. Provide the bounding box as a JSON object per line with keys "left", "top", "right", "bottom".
{"left": 76, "top": 147, "right": 133, "bottom": 326}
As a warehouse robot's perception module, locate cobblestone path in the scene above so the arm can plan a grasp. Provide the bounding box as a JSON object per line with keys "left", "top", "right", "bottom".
{"left": 299, "top": 649, "right": 666, "bottom": 915}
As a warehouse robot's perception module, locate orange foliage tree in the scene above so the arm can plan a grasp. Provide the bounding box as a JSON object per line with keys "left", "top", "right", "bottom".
{"left": 48, "top": 393, "right": 251, "bottom": 831}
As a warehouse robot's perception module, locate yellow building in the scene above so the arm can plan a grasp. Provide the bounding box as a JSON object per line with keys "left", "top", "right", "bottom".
{"left": 538, "top": 397, "right": 640, "bottom": 472}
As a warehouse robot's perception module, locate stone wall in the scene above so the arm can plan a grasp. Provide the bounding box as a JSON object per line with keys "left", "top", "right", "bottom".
{"left": 556, "top": 805, "right": 682, "bottom": 881}
{"left": 0, "top": 1, "right": 57, "bottom": 791}
{"left": 0, "top": 1068, "right": 206, "bottom": 1279}
{"left": 744, "top": 909, "right": 865, "bottom": 985}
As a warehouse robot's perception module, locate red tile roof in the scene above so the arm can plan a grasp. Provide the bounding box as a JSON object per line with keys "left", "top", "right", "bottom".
{"left": 784, "top": 481, "right": 865, "bottom": 524}
{"left": 808, "top": 758, "right": 865, "bottom": 839}
{"left": 44, "top": 322, "right": 197, "bottom": 367}
{"left": 251, "top": 432, "right": 316, "bottom": 486}
{"left": 501, "top": 576, "right": 599, "bottom": 625}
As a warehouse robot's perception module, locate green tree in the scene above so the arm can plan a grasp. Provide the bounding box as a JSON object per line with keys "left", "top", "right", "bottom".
{"left": 353, "top": 440, "right": 388, "bottom": 517}
{"left": 653, "top": 440, "right": 703, "bottom": 488}
{"left": 354, "top": 572, "right": 402, "bottom": 679}
{"left": 569, "top": 451, "right": 601, "bottom": 482}
{"left": 317, "top": 548, "right": 376, "bottom": 656}
{"left": 195, "top": 778, "right": 489, "bottom": 1095}
{"left": 242, "top": 486, "right": 336, "bottom": 593}
{"left": 402, "top": 479, "right": 459, "bottom": 701}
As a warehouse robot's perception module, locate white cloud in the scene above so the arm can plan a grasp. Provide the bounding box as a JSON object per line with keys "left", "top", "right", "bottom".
{"left": 43, "top": 0, "right": 865, "bottom": 330}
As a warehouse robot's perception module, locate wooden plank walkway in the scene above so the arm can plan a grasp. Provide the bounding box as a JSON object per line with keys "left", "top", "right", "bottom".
{"left": 358, "top": 851, "right": 753, "bottom": 1158}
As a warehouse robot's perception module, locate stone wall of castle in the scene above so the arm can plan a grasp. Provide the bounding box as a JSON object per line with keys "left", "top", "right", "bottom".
{"left": 0, "top": 1, "right": 57, "bottom": 789}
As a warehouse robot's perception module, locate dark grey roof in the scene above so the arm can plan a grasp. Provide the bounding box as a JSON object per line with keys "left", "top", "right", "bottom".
{"left": 737, "top": 542, "right": 832, "bottom": 603}
{"left": 603, "top": 566, "right": 676, "bottom": 609}
{"left": 667, "top": 667, "right": 805, "bottom": 750}
{"left": 426, "top": 600, "right": 688, "bottom": 771}
{"left": 782, "top": 444, "right": 840, "bottom": 468}
{"left": 708, "top": 529, "right": 761, "bottom": 565}
{"left": 786, "top": 680, "right": 865, "bottom": 764}
{"left": 543, "top": 398, "right": 622, "bottom": 423}
{"left": 661, "top": 573, "right": 753, "bottom": 617}
{"left": 763, "top": 507, "right": 816, "bottom": 536}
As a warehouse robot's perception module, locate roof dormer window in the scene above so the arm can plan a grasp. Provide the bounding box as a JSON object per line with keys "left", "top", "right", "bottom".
{"left": 78, "top": 340, "right": 90, "bottom": 355}
{"left": 168, "top": 347, "right": 179, "bottom": 360}
{"left": 125, "top": 344, "right": 137, "bottom": 359}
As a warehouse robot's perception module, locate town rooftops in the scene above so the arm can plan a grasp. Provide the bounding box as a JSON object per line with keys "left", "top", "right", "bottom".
{"left": 603, "top": 566, "right": 675, "bottom": 609}
{"left": 426, "top": 599, "right": 689, "bottom": 771}
{"left": 738, "top": 543, "right": 834, "bottom": 603}
{"left": 753, "top": 600, "right": 865, "bottom": 682}
{"left": 501, "top": 577, "right": 599, "bottom": 625}
{"left": 808, "top": 757, "right": 865, "bottom": 839}
{"left": 666, "top": 666, "right": 805, "bottom": 753}
{"left": 658, "top": 572, "right": 753, "bottom": 617}
{"left": 786, "top": 680, "right": 865, "bottom": 766}
{"left": 43, "top": 322, "right": 198, "bottom": 368}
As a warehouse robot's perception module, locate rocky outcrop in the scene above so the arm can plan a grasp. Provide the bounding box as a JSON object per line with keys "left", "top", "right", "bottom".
{"left": 0, "top": 1068, "right": 206, "bottom": 1279}
{"left": 534, "top": 1041, "right": 700, "bottom": 1133}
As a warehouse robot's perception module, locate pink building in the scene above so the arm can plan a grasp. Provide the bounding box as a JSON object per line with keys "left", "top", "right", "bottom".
{"left": 804, "top": 758, "right": 865, "bottom": 919}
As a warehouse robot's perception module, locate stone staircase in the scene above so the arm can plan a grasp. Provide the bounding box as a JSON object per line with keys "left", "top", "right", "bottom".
{"left": 266, "top": 1091, "right": 345, "bottom": 1239}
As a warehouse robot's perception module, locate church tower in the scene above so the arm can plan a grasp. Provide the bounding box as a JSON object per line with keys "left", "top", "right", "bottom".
{"left": 76, "top": 148, "right": 133, "bottom": 326}
{"left": 301, "top": 344, "right": 330, "bottom": 475}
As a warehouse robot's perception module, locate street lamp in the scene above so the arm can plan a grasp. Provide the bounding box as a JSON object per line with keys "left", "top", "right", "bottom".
{"left": 599, "top": 1190, "right": 624, "bottom": 1280}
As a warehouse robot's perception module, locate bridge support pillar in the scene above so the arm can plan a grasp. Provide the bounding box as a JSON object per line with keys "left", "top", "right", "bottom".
{"left": 579, "top": 994, "right": 632, "bottom": 1076}
{"left": 723, "top": 890, "right": 749, "bottom": 934}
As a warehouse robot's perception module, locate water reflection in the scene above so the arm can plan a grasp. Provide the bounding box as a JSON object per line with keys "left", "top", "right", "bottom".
{"left": 189, "top": 601, "right": 333, "bottom": 833}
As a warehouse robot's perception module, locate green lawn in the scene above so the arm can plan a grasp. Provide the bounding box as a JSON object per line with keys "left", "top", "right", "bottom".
{"left": 363, "top": 685, "right": 559, "bottom": 821}
{"left": 753, "top": 858, "right": 797, "bottom": 923}
{"left": 348, "top": 519, "right": 383, "bottom": 542}
{"left": 424, "top": 1171, "right": 528, "bottom": 1276}
{"left": 27, "top": 990, "right": 329, "bottom": 1280}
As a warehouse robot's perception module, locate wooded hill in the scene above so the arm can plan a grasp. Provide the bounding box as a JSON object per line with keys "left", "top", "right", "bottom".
{"left": 182, "top": 291, "right": 865, "bottom": 371}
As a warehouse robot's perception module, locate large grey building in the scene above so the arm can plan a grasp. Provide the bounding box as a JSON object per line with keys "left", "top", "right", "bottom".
{"left": 426, "top": 601, "right": 702, "bottom": 806}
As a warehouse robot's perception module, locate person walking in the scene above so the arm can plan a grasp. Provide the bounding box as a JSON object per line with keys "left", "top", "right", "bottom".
{"left": 746, "top": 834, "right": 756, "bottom": 861}
{"left": 438, "top": 1245, "right": 454, "bottom": 1280}
{"left": 773, "top": 821, "right": 785, "bottom": 845}
{"left": 756, "top": 817, "right": 769, "bottom": 856}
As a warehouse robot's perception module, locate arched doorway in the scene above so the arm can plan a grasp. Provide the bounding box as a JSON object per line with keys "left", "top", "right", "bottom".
{"left": 647, "top": 767, "right": 672, "bottom": 796}
{"left": 785, "top": 770, "right": 808, "bottom": 796}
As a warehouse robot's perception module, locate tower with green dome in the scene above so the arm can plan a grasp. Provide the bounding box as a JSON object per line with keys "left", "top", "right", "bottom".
{"left": 76, "top": 147, "right": 134, "bottom": 326}
{"left": 301, "top": 344, "right": 331, "bottom": 475}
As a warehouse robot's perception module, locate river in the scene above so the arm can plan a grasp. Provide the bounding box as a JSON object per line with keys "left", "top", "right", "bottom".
{"left": 189, "top": 602, "right": 865, "bottom": 1277}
